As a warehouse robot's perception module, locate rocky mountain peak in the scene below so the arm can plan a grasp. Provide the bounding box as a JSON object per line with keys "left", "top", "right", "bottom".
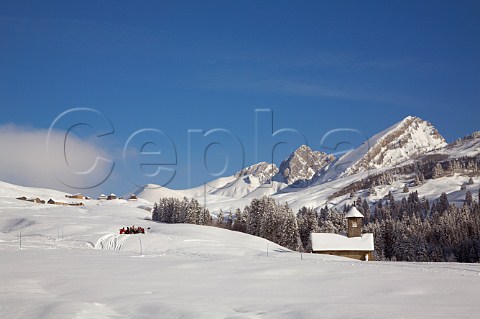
{"left": 340, "top": 115, "right": 447, "bottom": 176}
{"left": 234, "top": 162, "right": 278, "bottom": 185}
{"left": 278, "top": 145, "right": 335, "bottom": 185}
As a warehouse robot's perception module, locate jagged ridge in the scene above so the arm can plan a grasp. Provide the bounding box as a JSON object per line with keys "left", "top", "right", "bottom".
{"left": 319, "top": 116, "right": 447, "bottom": 181}
{"left": 277, "top": 145, "right": 335, "bottom": 185}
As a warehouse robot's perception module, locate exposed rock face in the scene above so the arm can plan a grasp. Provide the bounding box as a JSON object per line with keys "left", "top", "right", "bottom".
{"left": 234, "top": 162, "right": 279, "bottom": 185}
{"left": 278, "top": 145, "right": 335, "bottom": 185}
{"left": 341, "top": 116, "right": 447, "bottom": 176}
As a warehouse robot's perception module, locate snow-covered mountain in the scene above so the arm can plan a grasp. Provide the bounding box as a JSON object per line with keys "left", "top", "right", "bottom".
{"left": 128, "top": 116, "right": 479, "bottom": 214}
{"left": 234, "top": 161, "right": 278, "bottom": 185}
{"left": 132, "top": 162, "right": 280, "bottom": 201}
{"left": 210, "top": 162, "right": 278, "bottom": 198}
{"left": 317, "top": 116, "right": 447, "bottom": 182}
{"left": 276, "top": 145, "right": 335, "bottom": 185}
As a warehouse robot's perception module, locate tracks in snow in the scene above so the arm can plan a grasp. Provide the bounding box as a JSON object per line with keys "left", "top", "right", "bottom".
{"left": 94, "top": 234, "right": 129, "bottom": 251}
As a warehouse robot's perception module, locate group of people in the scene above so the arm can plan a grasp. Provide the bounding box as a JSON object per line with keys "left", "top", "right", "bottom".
{"left": 119, "top": 226, "right": 145, "bottom": 234}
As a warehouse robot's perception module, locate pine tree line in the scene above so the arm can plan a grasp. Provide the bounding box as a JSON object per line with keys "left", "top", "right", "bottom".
{"left": 151, "top": 196, "right": 302, "bottom": 251}
{"left": 241, "top": 196, "right": 302, "bottom": 251}
{"left": 303, "top": 190, "right": 480, "bottom": 262}
{"left": 364, "top": 190, "right": 480, "bottom": 262}
{"left": 151, "top": 189, "right": 480, "bottom": 262}
{"left": 152, "top": 197, "right": 212, "bottom": 225}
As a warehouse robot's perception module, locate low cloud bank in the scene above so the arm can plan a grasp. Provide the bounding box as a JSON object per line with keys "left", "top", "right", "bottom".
{"left": 0, "top": 124, "right": 112, "bottom": 193}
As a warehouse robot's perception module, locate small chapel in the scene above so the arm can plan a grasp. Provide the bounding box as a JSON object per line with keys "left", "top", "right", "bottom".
{"left": 310, "top": 206, "right": 374, "bottom": 261}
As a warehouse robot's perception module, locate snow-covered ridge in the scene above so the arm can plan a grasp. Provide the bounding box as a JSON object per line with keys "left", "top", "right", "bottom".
{"left": 0, "top": 180, "right": 75, "bottom": 202}
{"left": 437, "top": 131, "right": 480, "bottom": 158}
{"left": 319, "top": 116, "right": 446, "bottom": 182}
{"left": 234, "top": 162, "right": 278, "bottom": 185}
{"left": 210, "top": 162, "right": 277, "bottom": 198}
{"left": 349, "top": 116, "right": 446, "bottom": 172}
{"left": 131, "top": 183, "right": 187, "bottom": 203}
{"left": 119, "top": 116, "right": 476, "bottom": 214}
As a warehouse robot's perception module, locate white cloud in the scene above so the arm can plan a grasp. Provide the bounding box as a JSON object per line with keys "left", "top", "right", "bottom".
{"left": 0, "top": 124, "right": 113, "bottom": 194}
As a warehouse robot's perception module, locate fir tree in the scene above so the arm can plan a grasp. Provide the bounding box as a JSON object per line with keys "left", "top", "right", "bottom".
{"left": 232, "top": 208, "right": 246, "bottom": 232}
{"left": 226, "top": 211, "right": 233, "bottom": 229}
{"left": 369, "top": 186, "right": 377, "bottom": 196}
{"left": 216, "top": 210, "right": 225, "bottom": 228}
{"left": 362, "top": 199, "right": 371, "bottom": 222}
{"left": 259, "top": 198, "right": 278, "bottom": 243}
{"left": 432, "top": 163, "right": 444, "bottom": 179}
{"left": 465, "top": 190, "right": 473, "bottom": 206}
{"left": 279, "top": 205, "right": 301, "bottom": 251}
{"left": 438, "top": 192, "right": 449, "bottom": 214}
{"left": 297, "top": 206, "right": 319, "bottom": 251}
{"left": 246, "top": 198, "right": 263, "bottom": 236}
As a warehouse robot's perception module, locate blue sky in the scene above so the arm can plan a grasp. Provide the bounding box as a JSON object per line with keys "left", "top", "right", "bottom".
{"left": 0, "top": 0, "right": 479, "bottom": 196}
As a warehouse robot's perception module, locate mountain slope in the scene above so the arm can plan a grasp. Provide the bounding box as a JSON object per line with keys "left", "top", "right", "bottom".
{"left": 0, "top": 180, "right": 77, "bottom": 202}
{"left": 210, "top": 162, "right": 278, "bottom": 198}
{"left": 427, "top": 131, "right": 480, "bottom": 159}
{"left": 130, "top": 116, "right": 478, "bottom": 214}
{"left": 318, "top": 116, "right": 447, "bottom": 182}
{"left": 130, "top": 184, "right": 190, "bottom": 202}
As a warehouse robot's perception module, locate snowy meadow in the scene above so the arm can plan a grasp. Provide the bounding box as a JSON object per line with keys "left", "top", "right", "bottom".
{"left": 1, "top": 186, "right": 479, "bottom": 318}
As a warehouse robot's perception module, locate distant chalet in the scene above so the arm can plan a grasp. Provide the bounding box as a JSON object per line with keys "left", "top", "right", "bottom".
{"left": 16, "top": 197, "right": 45, "bottom": 204}
{"left": 65, "top": 193, "right": 90, "bottom": 200}
{"left": 311, "top": 206, "right": 374, "bottom": 261}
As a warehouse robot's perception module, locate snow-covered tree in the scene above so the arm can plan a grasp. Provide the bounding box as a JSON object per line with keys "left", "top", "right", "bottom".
{"left": 297, "top": 206, "right": 319, "bottom": 251}
{"left": 432, "top": 163, "right": 444, "bottom": 179}
{"left": 216, "top": 210, "right": 225, "bottom": 228}
{"left": 259, "top": 198, "right": 278, "bottom": 243}
{"left": 232, "top": 208, "right": 246, "bottom": 232}
{"left": 465, "top": 190, "right": 473, "bottom": 206}
{"left": 226, "top": 211, "right": 233, "bottom": 229}
{"left": 437, "top": 192, "right": 449, "bottom": 214}
{"left": 246, "top": 198, "right": 263, "bottom": 236}
{"left": 279, "top": 204, "right": 301, "bottom": 251}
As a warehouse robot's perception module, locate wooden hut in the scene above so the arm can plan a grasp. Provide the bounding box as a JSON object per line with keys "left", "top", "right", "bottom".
{"left": 66, "top": 193, "right": 85, "bottom": 199}
{"left": 68, "top": 202, "right": 85, "bottom": 206}
{"left": 25, "top": 197, "right": 44, "bottom": 204}
{"left": 47, "top": 199, "right": 68, "bottom": 206}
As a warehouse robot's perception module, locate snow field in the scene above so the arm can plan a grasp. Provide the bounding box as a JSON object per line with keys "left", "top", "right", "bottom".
{"left": 1, "top": 186, "right": 480, "bottom": 318}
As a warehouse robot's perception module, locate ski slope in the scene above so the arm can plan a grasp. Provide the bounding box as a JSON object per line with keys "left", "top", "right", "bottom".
{"left": 0, "top": 181, "right": 479, "bottom": 318}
